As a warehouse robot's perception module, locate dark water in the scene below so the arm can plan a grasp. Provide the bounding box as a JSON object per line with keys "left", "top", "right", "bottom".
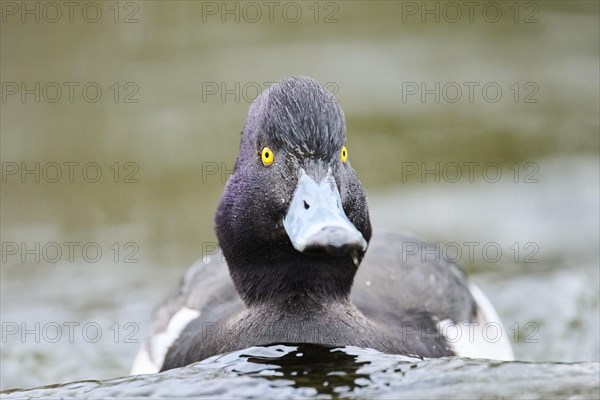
{"left": 3, "top": 345, "right": 599, "bottom": 399}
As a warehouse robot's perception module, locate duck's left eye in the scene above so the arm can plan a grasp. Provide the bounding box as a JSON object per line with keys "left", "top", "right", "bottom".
{"left": 261, "top": 147, "right": 275, "bottom": 166}
{"left": 341, "top": 145, "right": 348, "bottom": 163}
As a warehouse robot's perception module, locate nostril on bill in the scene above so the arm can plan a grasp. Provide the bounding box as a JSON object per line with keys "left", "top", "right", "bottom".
{"left": 303, "top": 200, "right": 310, "bottom": 210}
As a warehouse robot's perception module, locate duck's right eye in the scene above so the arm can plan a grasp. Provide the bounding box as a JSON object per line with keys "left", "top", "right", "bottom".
{"left": 261, "top": 147, "right": 275, "bottom": 166}
{"left": 341, "top": 145, "right": 348, "bottom": 163}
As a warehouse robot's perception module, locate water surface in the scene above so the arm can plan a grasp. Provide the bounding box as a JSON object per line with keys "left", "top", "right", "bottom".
{"left": 3, "top": 345, "right": 599, "bottom": 399}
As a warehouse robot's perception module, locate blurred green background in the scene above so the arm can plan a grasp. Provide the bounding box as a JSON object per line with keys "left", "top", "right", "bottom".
{"left": 1, "top": 0, "right": 598, "bottom": 390}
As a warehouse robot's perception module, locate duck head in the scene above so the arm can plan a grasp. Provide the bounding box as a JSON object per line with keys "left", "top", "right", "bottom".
{"left": 215, "top": 76, "right": 372, "bottom": 307}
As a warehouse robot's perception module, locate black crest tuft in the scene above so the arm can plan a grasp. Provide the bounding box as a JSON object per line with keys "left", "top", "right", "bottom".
{"left": 245, "top": 76, "right": 346, "bottom": 160}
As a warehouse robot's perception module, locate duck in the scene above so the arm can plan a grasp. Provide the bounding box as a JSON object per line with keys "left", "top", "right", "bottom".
{"left": 131, "top": 76, "right": 514, "bottom": 374}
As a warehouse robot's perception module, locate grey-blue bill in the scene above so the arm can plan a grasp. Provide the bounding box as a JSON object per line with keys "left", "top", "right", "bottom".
{"left": 283, "top": 168, "right": 367, "bottom": 266}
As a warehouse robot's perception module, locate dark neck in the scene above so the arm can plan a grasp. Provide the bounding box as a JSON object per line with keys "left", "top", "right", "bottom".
{"left": 226, "top": 250, "right": 357, "bottom": 309}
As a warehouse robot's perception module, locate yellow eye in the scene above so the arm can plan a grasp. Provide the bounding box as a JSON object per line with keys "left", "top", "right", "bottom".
{"left": 261, "top": 146, "right": 274, "bottom": 166}
{"left": 341, "top": 145, "right": 348, "bottom": 163}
